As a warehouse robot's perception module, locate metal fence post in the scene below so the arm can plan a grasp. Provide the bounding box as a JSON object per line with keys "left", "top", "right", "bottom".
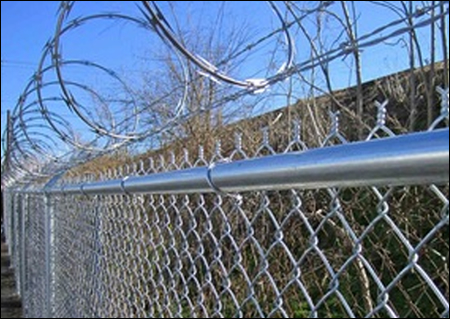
{"left": 4, "top": 192, "right": 11, "bottom": 250}
{"left": 20, "top": 194, "right": 28, "bottom": 307}
{"left": 12, "top": 193, "right": 19, "bottom": 281}
{"left": 44, "top": 193, "right": 54, "bottom": 318}
{"left": 8, "top": 192, "right": 14, "bottom": 255}
{"left": 10, "top": 193, "right": 15, "bottom": 259}
{"left": 43, "top": 173, "right": 64, "bottom": 318}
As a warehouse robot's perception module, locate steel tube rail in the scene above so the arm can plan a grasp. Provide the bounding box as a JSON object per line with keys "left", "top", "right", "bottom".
{"left": 46, "top": 129, "right": 449, "bottom": 196}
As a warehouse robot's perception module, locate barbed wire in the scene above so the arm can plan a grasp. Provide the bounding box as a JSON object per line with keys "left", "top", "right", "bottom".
{"left": 1, "top": 0, "right": 449, "bottom": 187}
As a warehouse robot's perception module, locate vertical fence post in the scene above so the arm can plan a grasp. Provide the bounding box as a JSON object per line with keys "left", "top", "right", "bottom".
{"left": 13, "top": 194, "right": 19, "bottom": 272}
{"left": 20, "top": 194, "right": 28, "bottom": 309}
{"left": 4, "top": 192, "right": 11, "bottom": 249}
{"left": 17, "top": 194, "right": 23, "bottom": 297}
{"left": 10, "top": 193, "right": 15, "bottom": 258}
{"left": 44, "top": 193, "right": 54, "bottom": 318}
{"left": 43, "top": 173, "right": 64, "bottom": 319}
{"left": 4, "top": 111, "right": 13, "bottom": 251}
{"left": 8, "top": 192, "right": 14, "bottom": 256}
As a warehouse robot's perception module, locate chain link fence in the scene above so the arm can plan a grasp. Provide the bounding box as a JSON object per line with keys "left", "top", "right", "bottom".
{"left": 4, "top": 90, "right": 449, "bottom": 318}
{"left": 1, "top": 1, "right": 449, "bottom": 318}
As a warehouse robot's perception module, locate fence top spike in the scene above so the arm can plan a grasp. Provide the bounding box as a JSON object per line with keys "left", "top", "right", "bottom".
{"left": 375, "top": 100, "right": 389, "bottom": 127}
{"left": 183, "top": 148, "right": 190, "bottom": 161}
{"left": 116, "top": 167, "right": 123, "bottom": 178}
{"left": 148, "top": 157, "right": 154, "bottom": 168}
{"left": 198, "top": 145, "right": 205, "bottom": 160}
{"left": 132, "top": 163, "right": 138, "bottom": 175}
{"left": 215, "top": 140, "right": 222, "bottom": 156}
{"left": 262, "top": 127, "right": 270, "bottom": 145}
{"left": 437, "top": 87, "right": 449, "bottom": 116}
{"left": 292, "top": 120, "right": 301, "bottom": 141}
{"left": 138, "top": 160, "right": 145, "bottom": 174}
{"left": 234, "top": 133, "right": 243, "bottom": 151}
{"left": 329, "top": 111, "right": 341, "bottom": 135}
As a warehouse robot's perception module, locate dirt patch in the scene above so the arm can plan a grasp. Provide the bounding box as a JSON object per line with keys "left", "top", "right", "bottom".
{"left": 1, "top": 308, "right": 22, "bottom": 318}
{"left": 1, "top": 243, "right": 22, "bottom": 318}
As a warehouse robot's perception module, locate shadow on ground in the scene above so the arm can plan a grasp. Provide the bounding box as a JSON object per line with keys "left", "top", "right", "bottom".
{"left": 1, "top": 243, "right": 22, "bottom": 318}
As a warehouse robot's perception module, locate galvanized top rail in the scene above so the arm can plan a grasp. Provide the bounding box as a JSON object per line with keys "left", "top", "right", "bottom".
{"left": 38, "top": 129, "right": 449, "bottom": 196}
